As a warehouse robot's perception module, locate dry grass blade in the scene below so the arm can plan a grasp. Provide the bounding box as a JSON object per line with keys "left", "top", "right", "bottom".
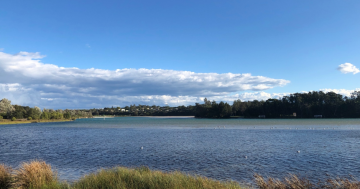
{"left": 254, "top": 174, "right": 287, "bottom": 189}
{"left": 284, "top": 174, "right": 312, "bottom": 189}
{"left": 0, "top": 164, "right": 13, "bottom": 189}
{"left": 14, "top": 160, "right": 57, "bottom": 189}
{"left": 323, "top": 177, "right": 360, "bottom": 189}
{"left": 254, "top": 174, "right": 313, "bottom": 189}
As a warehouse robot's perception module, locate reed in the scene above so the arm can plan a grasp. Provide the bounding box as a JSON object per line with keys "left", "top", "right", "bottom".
{"left": 254, "top": 174, "right": 313, "bottom": 189}
{"left": 14, "top": 160, "right": 57, "bottom": 189}
{"left": 254, "top": 174, "right": 360, "bottom": 189}
{"left": 0, "top": 164, "right": 13, "bottom": 189}
{"left": 321, "top": 177, "right": 360, "bottom": 189}
{"left": 72, "top": 166, "right": 242, "bottom": 189}
{"left": 5, "top": 159, "right": 360, "bottom": 189}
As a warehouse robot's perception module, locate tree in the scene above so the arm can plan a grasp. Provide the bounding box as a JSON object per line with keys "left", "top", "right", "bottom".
{"left": 28, "top": 106, "right": 42, "bottom": 119}
{"left": 0, "top": 98, "right": 15, "bottom": 116}
{"left": 63, "top": 112, "right": 71, "bottom": 119}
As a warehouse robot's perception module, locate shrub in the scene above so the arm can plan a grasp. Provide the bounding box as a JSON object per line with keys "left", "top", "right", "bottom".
{"left": 28, "top": 117, "right": 33, "bottom": 120}
{"left": 11, "top": 117, "right": 16, "bottom": 121}
{"left": 0, "top": 115, "right": 3, "bottom": 120}
{"left": 14, "top": 160, "right": 57, "bottom": 189}
{"left": 0, "top": 164, "right": 13, "bottom": 189}
{"left": 71, "top": 118, "right": 76, "bottom": 121}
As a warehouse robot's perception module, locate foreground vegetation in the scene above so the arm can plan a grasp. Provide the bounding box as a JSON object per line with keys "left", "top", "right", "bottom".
{"left": 0, "top": 161, "right": 242, "bottom": 189}
{"left": 2, "top": 160, "right": 360, "bottom": 189}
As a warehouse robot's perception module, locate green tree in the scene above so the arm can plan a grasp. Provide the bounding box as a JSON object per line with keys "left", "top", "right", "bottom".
{"left": 0, "top": 98, "right": 15, "bottom": 117}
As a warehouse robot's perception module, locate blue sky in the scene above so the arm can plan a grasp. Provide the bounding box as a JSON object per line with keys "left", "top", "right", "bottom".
{"left": 0, "top": 0, "right": 360, "bottom": 109}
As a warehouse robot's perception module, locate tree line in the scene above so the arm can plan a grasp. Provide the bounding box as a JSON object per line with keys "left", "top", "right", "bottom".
{"left": 0, "top": 99, "right": 92, "bottom": 121}
{"left": 196, "top": 91, "right": 360, "bottom": 118}
{"left": 2, "top": 90, "right": 360, "bottom": 120}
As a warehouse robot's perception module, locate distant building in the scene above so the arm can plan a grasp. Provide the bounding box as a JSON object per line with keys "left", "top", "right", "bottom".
{"left": 258, "top": 115, "right": 265, "bottom": 118}
{"left": 314, "top": 115, "right": 322, "bottom": 118}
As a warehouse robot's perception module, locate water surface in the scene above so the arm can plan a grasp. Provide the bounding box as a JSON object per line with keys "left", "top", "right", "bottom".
{"left": 1, "top": 117, "right": 360, "bottom": 183}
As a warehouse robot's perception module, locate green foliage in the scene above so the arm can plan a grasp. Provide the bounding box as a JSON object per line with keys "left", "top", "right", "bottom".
{"left": 0, "top": 115, "right": 3, "bottom": 120}
{"left": 63, "top": 112, "right": 71, "bottom": 119}
{"left": 242, "top": 91, "right": 360, "bottom": 118}
{"left": 49, "top": 112, "right": 63, "bottom": 119}
{"left": 194, "top": 91, "right": 360, "bottom": 118}
{"left": 11, "top": 117, "right": 16, "bottom": 121}
{"left": 195, "top": 100, "right": 232, "bottom": 118}
{"left": 0, "top": 98, "right": 15, "bottom": 115}
{"left": 40, "top": 111, "right": 49, "bottom": 120}
{"left": 28, "top": 117, "right": 32, "bottom": 120}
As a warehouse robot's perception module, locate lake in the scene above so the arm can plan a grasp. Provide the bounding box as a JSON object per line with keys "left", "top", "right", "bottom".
{"left": 1, "top": 117, "right": 360, "bottom": 183}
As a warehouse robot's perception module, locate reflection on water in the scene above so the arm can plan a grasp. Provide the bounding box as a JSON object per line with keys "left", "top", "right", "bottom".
{"left": 0, "top": 117, "right": 360, "bottom": 183}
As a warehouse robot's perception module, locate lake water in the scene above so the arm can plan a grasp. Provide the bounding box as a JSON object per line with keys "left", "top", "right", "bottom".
{"left": 1, "top": 117, "right": 360, "bottom": 184}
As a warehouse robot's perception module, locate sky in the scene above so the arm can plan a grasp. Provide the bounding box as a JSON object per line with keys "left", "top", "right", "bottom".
{"left": 0, "top": 0, "right": 360, "bottom": 109}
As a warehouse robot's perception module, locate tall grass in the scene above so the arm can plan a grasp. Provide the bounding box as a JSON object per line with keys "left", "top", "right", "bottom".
{"left": 254, "top": 174, "right": 360, "bottom": 189}
{"left": 3, "top": 160, "right": 360, "bottom": 189}
{"left": 73, "top": 166, "right": 242, "bottom": 189}
{"left": 254, "top": 174, "right": 312, "bottom": 189}
{"left": 0, "top": 164, "right": 13, "bottom": 189}
{"left": 14, "top": 160, "right": 58, "bottom": 189}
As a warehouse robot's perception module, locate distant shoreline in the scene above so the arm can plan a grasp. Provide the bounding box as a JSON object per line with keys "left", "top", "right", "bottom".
{"left": 0, "top": 119, "right": 74, "bottom": 125}
{"left": 132, "top": 116, "right": 195, "bottom": 118}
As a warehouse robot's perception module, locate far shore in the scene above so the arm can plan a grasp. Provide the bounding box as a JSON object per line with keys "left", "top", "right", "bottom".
{"left": 0, "top": 119, "right": 74, "bottom": 125}
{"left": 132, "top": 116, "right": 195, "bottom": 118}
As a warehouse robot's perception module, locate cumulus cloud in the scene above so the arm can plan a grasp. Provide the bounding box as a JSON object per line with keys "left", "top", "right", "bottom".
{"left": 0, "top": 51, "right": 290, "bottom": 109}
{"left": 337, "top": 63, "right": 360, "bottom": 74}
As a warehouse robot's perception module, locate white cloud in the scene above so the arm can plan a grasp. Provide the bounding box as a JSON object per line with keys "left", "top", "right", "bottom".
{"left": 0, "top": 51, "right": 291, "bottom": 109}
{"left": 319, "top": 88, "right": 360, "bottom": 97}
{"left": 337, "top": 63, "right": 360, "bottom": 74}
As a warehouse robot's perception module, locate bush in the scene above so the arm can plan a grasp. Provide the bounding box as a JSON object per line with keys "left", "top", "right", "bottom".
{"left": 71, "top": 118, "right": 76, "bottom": 121}
{"left": 28, "top": 117, "right": 32, "bottom": 120}
{"left": 0, "top": 164, "right": 13, "bottom": 189}
{"left": 0, "top": 115, "right": 3, "bottom": 120}
{"left": 11, "top": 117, "right": 16, "bottom": 121}
{"left": 14, "top": 160, "right": 57, "bottom": 189}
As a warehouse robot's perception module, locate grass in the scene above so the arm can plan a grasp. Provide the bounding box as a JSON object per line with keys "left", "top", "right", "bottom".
{"left": 1, "top": 161, "right": 242, "bottom": 189}
{"left": 254, "top": 174, "right": 360, "bottom": 189}
{"left": 72, "top": 166, "right": 242, "bottom": 189}
{"left": 3, "top": 160, "right": 360, "bottom": 189}
{"left": 0, "top": 164, "right": 13, "bottom": 189}
{"left": 14, "top": 160, "right": 58, "bottom": 189}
